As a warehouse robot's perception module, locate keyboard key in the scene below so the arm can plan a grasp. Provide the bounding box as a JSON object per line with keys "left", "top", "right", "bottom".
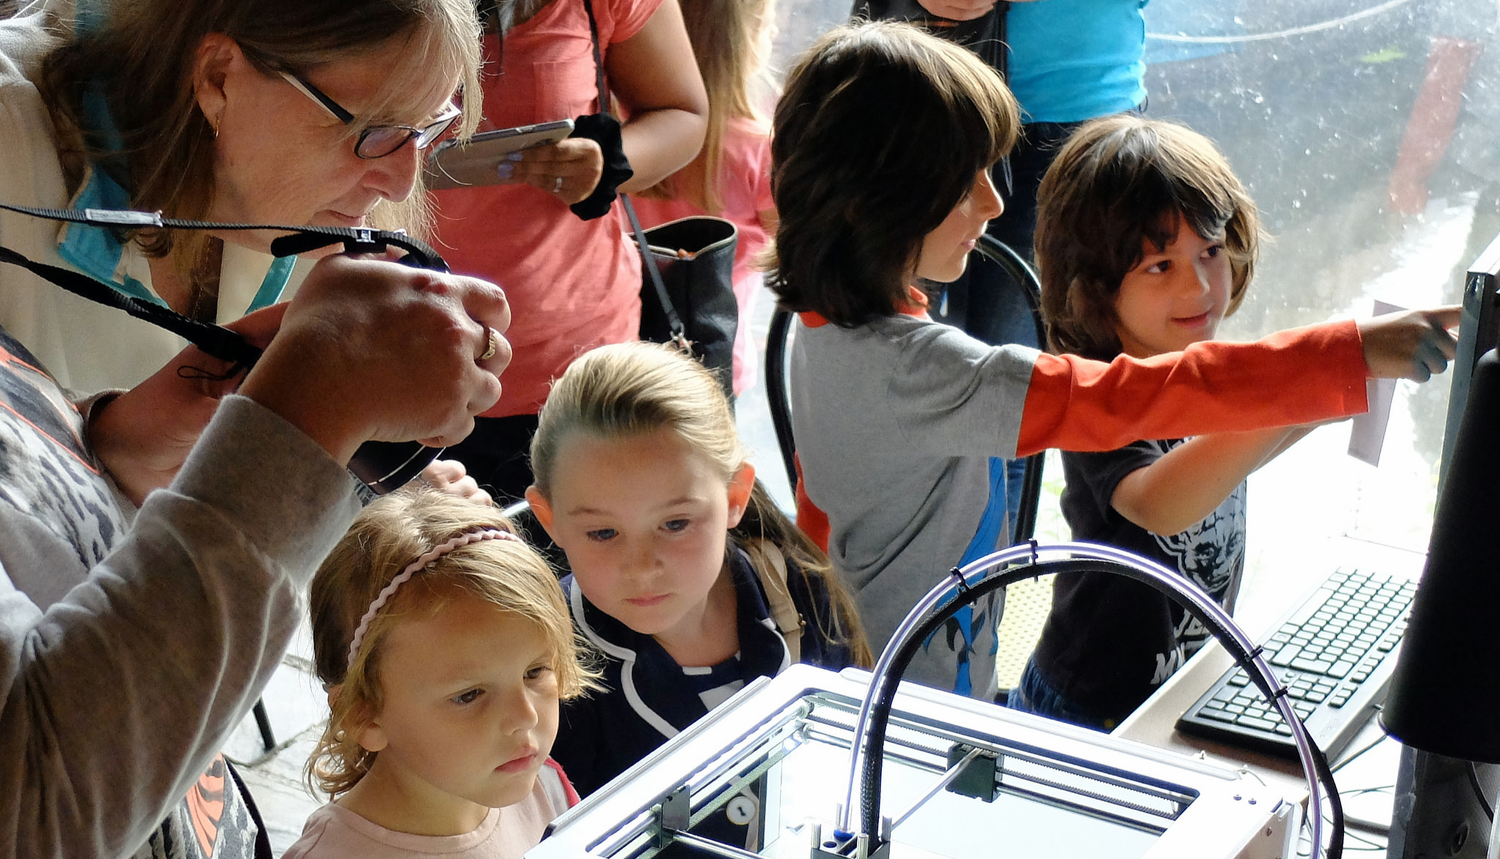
{"left": 1291, "top": 656, "right": 1333, "bottom": 674}
{"left": 1236, "top": 715, "right": 1280, "bottom": 732}
{"left": 1328, "top": 660, "right": 1356, "bottom": 677}
{"left": 1271, "top": 645, "right": 1302, "bottom": 667}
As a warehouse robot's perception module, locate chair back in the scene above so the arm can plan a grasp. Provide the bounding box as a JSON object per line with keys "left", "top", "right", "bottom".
{"left": 765, "top": 305, "right": 799, "bottom": 489}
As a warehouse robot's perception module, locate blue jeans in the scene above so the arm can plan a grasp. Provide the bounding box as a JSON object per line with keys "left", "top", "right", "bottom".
{"left": 1006, "top": 659, "right": 1118, "bottom": 732}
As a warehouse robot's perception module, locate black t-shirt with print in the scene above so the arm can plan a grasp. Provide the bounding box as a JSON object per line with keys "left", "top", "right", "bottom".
{"left": 1031, "top": 439, "right": 1246, "bottom": 723}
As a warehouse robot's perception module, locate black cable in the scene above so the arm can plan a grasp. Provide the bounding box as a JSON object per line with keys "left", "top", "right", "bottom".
{"left": 1330, "top": 729, "right": 1389, "bottom": 774}
{"left": 1468, "top": 761, "right": 1495, "bottom": 821}
{"left": 857, "top": 555, "right": 1345, "bottom": 859}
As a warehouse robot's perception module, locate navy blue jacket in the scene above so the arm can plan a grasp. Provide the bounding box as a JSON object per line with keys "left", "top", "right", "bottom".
{"left": 552, "top": 544, "right": 855, "bottom": 797}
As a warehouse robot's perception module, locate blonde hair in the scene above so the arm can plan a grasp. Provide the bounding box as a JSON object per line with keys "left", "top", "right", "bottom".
{"left": 531, "top": 342, "right": 873, "bottom": 668}
{"left": 637, "top": 0, "right": 776, "bottom": 214}
{"left": 305, "top": 490, "right": 599, "bottom": 798}
{"left": 37, "top": 0, "right": 482, "bottom": 291}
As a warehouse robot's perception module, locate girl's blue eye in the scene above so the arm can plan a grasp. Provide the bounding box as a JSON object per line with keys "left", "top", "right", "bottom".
{"left": 526, "top": 664, "right": 555, "bottom": 681}
{"left": 586, "top": 528, "right": 617, "bottom": 542}
{"left": 1204, "top": 244, "right": 1224, "bottom": 258}
{"left": 663, "top": 518, "right": 690, "bottom": 533}
{"left": 453, "top": 688, "right": 483, "bottom": 706}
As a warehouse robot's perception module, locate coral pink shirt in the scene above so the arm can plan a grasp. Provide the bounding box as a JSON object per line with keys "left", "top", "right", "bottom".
{"left": 632, "top": 117, "right": 774, "bottom": 393}
{"left": 432, "top": 0, "right": 661, "bottom": 417}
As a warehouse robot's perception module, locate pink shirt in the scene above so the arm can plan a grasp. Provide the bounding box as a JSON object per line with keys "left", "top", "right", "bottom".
{"left": 632, "top": 116, "right": 774, "bottom": 393}
{"left": 283, "top": 759, "right": 578, "bottom": 859}
{"left": 433, "top": 0, "right": 661, "bottom": 417}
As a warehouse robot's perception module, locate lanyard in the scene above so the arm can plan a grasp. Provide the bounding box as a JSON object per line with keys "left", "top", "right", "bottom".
{"left": 0, "top": 202, "right": 449, "bottom": 494}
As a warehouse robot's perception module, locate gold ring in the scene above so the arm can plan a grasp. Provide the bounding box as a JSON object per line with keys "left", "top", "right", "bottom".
{"left": 479, "top": 326, "right": 499, "bottom": 362}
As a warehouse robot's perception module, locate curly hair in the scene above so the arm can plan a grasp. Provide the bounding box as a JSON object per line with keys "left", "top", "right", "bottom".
{"left": 1036, "top": 115, "right": 1262, "bottom": 361}
{"left": 304, "top": 490, "right": 599, "bottom": 798}
{"left": 768, "top": 21, "right": 1018, "bottom": 327}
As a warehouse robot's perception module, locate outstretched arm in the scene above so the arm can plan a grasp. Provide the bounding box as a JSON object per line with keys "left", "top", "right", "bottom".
{"left": 1016, "top": 310, "right": 1459, "bottom": 458}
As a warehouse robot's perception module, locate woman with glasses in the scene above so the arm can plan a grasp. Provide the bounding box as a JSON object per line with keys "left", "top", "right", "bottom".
{"left": 0, "top": 0, "right": 482, "bottom": 394}
{"left": 431, "top": 0, "right": 708, "bottom": 505}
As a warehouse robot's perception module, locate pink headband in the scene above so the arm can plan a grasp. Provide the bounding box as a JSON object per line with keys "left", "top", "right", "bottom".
{"left": 346, "top": 529, "right": 524, "bottom": 669}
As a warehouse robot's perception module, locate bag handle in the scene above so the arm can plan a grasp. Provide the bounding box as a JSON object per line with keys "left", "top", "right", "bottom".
{"left": 580, "top": 0, "right": 690, "bottom": 352}
{"left": 747, "top": 539, "right": 806, "bottom": 663}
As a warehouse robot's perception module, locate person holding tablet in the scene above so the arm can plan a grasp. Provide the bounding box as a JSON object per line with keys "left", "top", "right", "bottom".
{"left": 432, "top": 0, "right": 708, "bottom": 504}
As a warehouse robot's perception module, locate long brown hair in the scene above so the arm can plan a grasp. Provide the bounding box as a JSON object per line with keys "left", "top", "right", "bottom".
{"left": 305, "top": 490, "right": 600, "bottom": 798}
{"left": 1036, "top": 115, "right": 1261, "bottom": 360}
{"left": 637, "top": 0, "right": 775, "bottom": 214}
{"left": 35, "top": 0, "right": 481, "bottom": 286}
{"left": 768, "top": 21, "right": 1018, "bottom": 327}
{"left": 531, "top": 342, "right": 874, "bottom": 668}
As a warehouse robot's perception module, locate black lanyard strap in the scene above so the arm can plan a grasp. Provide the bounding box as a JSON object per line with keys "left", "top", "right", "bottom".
{"left": 0, "top": 243, "right": 264, "bottom": 370}
{"left": 0, "top": 202, "right": 454, "bottom": 495}
{"left": 0, "top": 202, "right": 449, "bottom": 369}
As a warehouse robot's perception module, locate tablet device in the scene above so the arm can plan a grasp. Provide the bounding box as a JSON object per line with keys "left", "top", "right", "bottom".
{"left": 424, "top": 119, "right": 575, "bottom": 190}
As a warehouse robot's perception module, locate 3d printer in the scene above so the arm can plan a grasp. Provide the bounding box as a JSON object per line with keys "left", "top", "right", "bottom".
{"left": 529, "top": 662, "right": 1299, "bottom": 859}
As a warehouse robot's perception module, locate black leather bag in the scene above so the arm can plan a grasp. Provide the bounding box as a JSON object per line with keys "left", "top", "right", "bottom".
{"left": 623, "top": 201, "right": 739, "bottom": 399}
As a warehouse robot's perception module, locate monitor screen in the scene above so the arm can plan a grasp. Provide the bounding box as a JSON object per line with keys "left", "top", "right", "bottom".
{"left": 1437, "top": 231, "right": 1500, "bottom": 490}
{"left": 1382, "top": 228, "right": 1500, "bottom": 762}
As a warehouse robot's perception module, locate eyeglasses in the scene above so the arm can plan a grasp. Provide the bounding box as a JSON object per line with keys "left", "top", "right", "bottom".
{"left": 279, "top": 71, "right": 461, "bottom": 159}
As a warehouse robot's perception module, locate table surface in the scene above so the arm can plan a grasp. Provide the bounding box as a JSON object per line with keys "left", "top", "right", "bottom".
{"left": 1108, "top": 536, "right": 1427, "bottom": 849}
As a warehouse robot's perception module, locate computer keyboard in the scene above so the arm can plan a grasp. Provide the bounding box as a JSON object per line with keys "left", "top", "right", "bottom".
{"left": 1176, "top": 567, "right": 1417, "bottom": 760}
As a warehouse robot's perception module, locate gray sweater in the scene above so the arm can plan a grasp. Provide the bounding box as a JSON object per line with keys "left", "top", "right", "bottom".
{"left": 792, "top": 315, "right": 1039, "bottom": 694}
{"left": 791, "top": 313, "right": 1368, "bottom": 696}
{"left": 0, "top": 387, "right": 360, "bottom": 858}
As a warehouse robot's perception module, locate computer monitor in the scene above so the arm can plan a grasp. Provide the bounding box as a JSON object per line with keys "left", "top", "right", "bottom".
{"left": 1382, "top": 229, "right": 1500, "bottom": 759}
{"left": 1436, "top": 232, "right": 1500, "bottom": 491}
{"left": 1380, "top": 230, "right": 1500, "bottom": 857}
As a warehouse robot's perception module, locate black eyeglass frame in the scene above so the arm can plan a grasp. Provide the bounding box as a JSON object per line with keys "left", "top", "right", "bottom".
{"left": 278, "top": 70, "right": 461, "bottom": 160}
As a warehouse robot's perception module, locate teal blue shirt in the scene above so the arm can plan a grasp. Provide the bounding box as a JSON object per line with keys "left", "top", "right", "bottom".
{"left": 59, "top": 81, "right": 293, "bottom": 311}
{"left": 1006, "top": 0, "right": 1149, "bottom": 124}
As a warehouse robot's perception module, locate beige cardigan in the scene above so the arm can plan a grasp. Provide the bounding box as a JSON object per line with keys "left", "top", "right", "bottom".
{"left": 0, "top": 1, "right": 299, "bottom": 392}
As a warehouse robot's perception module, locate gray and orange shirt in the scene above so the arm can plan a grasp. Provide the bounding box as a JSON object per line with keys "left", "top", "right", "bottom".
{"left": 790, "top": 311, "right": 1367, "bottom": 695}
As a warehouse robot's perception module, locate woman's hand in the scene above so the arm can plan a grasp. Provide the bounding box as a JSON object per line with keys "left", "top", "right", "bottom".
{"left": 915, "top": 0, "right": 998, "bottom": 21}
{"left": 415, "top": 459, "right": 493, "bottom": 506}
{"left": 1357, "top": 306, "right": 1460, "bottom": 382}
{"left": 495, "top": 138, "right": 604, "bottom": 205}
{"left": 89, "top": 304, "right": 288, "bottom": 506}
{"left": 240, "top": 253, "right": 510, "bottom": 463}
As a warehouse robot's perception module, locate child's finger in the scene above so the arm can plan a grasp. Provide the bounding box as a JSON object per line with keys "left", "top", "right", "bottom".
{"left": 1423, "top": 305, "right": 1463, "bottom": 333}
{"left": 1419, "top": 336, "right": 1451, "bottom": 379}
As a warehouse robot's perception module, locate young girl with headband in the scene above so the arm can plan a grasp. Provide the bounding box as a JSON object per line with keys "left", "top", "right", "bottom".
{"left": 525, "top": 341, "right": 872, "bottom": 804}
{"left": 284, "top": 490, "right": 599, "bottom": 859}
